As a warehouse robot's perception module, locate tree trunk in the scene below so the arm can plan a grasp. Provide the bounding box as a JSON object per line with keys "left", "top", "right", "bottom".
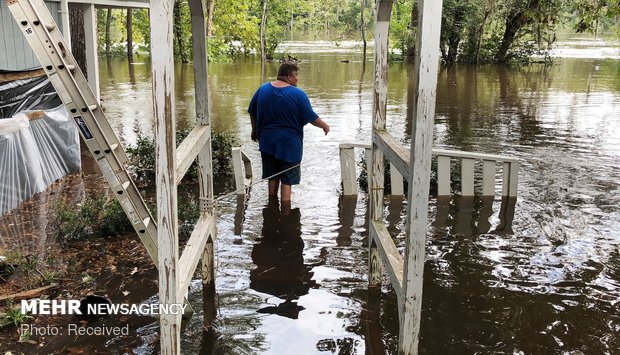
{"left": 69, "top": 5, "right": 87, "bottom": 75}
{"left": 474, "top": 7, "right": 492, "bottom": 63}
{"left": 446, "top": 6, "right": 465, "bottom": 65}
{"left": 105, "top": 8, "right": 112, "bottom": 57}
{"left": 173, "top": 0, "right": 189, "bottom": 62}
{"left": 127, "top": 8, "right": 133, "bottom": 59}
{"left": 495, "top": 0, "right": 538, "bottom": 63}
{"left": 360, "top": 0, "right": 367, "bottom": 61}
{"left": 406, "top": 3, "right": 418, "bottom": 61}
{"left": 206, "top": 0, "right": 215, "bottom": 37}
{"left": 260, "top": 0, "right": 268, "bottom": 60}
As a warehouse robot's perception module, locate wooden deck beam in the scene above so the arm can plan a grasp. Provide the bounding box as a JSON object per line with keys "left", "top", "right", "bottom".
{"left": 178, "top": 214, "right": 215, "bottom": 301}
{"left": 175, "top": 124, "right": 210, "bottom": 185}
{"left": 374, "top": 130, "right": 411, "bottom": 182}
{"left": 370, "top": 220, "right": 403, "bottom": 296}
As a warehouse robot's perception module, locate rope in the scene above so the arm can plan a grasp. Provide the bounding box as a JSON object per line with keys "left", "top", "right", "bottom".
{"left": 212, "top": 156, "right": 306, "bottom": 204}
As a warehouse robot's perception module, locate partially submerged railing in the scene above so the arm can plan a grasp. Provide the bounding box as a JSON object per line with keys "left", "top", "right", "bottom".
{"left": 339, "top": 143, "right": 519, "bottom": 197}
{"left": 232, "top": 147, "right": 253, "bottom": 195}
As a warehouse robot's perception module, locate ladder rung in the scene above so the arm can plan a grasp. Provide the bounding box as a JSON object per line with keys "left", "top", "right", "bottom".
{"left": 143, "top": 217, "right": 151, "bottom": 228}
{"left": 88, "top": 104, "right": 98, "bottom": 111}
{"left": 109, "top": 143, "right": 118, "bottom": 151}
{"left": 122, "top": 181, "right": 131, "bottom": 190}
{"left": 44, "top": 22, "right": 55, "bottom": 31}
{"left": 66, "top": 64, "right": 76, "bottom": 72}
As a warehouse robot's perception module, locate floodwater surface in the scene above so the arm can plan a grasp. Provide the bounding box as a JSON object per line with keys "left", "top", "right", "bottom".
{"left": 3, "top": 38, "right": 620, "bottom": 354}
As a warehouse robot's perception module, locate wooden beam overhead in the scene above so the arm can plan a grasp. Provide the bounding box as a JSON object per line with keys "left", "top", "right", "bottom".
{"left": 47, "top": 0, "right": 150, "bottom": 9}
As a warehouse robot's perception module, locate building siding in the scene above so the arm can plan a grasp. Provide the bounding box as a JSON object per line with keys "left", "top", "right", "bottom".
{"left": 1, "top": 1, "right": 63, "bottom": 71}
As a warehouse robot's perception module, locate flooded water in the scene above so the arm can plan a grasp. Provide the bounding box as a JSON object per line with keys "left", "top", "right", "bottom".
{"left": 2, "top": 38, "right": 620, "bottom": 353}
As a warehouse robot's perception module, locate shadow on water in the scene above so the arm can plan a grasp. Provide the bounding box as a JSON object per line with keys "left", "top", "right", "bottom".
{"left": 250, "top": 198, "right": 318, "bottom": 319}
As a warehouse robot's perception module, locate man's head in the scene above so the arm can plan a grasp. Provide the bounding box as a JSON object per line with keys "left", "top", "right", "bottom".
{"left": 277, "top": 61, "right": 299, "bottom": 86}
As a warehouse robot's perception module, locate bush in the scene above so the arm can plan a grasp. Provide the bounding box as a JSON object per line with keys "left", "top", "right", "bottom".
{"left": 126, "top": 130, "right": 238, "bottom": 184}
{"left": 51, "top": 195, "right": 132, "bottom": 241}
{"left": 357, "top": 155, "right": 442, "bottom": 196}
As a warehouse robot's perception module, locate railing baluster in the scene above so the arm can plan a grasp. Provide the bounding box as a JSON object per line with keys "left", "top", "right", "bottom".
{"left": 482, "top": 160, "right": 496, "bottom": 196}
{"left": 461, "top": 158, "right": 475, "bottom": 196}
{"left": 437, "top": 155, "right": 451, "bottom": 196}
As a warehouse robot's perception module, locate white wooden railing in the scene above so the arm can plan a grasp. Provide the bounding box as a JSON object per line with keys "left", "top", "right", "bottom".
{"left": 339, "top": 143, "right": 519, "bottom": 197}
{"left": 232, "top": 147, "right": 253, "bottom": 195}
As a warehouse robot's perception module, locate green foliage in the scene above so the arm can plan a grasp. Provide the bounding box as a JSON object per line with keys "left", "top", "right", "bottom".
{"left": 51, "top": 195, "right": 132, "bottom": 241}
{"left": 126, "top": 136, "right": 156, "bottom": 183}
{"left": 4, "top": 300, "right": 32, "bottom": 327}
{"left": 211, "top": 131, "right": 239, "bottom": 176}
{"left": 93, "top": 0, "right": 618, "bottom": 63}
{"left": 389, "top": 0, "right": 416, "bottom": 61}
{"left": 571, "top": 0, "right": 620, "bottom": 34}
{"left": 357, "top": 155, "right": 444, "bottom": 196}
{"left": 126, "top": 130, "right": 238, "bottom": 184}
{"left": 100, "top": 199, "right": 134, "bottom": 237}
{"left": 1, "top": 252, "right": 61, "bottom": 291}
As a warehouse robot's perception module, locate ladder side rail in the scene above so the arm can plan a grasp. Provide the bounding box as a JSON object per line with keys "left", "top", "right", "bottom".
{"left": 9, "top": 0, "right": 159, "bottom": 262}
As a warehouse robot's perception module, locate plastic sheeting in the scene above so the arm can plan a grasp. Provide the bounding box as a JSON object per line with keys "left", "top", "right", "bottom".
{"left": 0, "top": 76, "right": 80, "bottom": 215}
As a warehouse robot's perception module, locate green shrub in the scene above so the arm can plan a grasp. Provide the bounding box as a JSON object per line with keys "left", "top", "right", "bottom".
{"left": 126, "top": 130, "right": 238, "bottom": 184}
{"left": 4, "top": 300, "right": 32, "bottom": 327}
{"left": 357, "top": 155, "right": 442, "bottom": 196}
{"left": 51, "top": 195, "right": 132, "bottom": 241}
{"left": 100, "top": 199, "right": 133, "bottom": 236}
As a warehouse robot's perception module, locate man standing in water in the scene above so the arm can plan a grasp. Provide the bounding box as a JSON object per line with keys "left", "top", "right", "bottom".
{"left": 248, "top": 61, "right": 329, "bottom": 203}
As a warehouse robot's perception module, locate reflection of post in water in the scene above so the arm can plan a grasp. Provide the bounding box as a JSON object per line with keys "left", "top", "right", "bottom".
{"left": 454, "top": 195, "right": 475, "bottom": 236}
{"left": 250, "top": 198, "right": 317, "bottom": 319}
{"left": 494, "top": 196, "right": 517, "bottom": 234}
{"left": 128, "top": 59, "right": 136, "bottom": 86}
{"left": 358, "top": 60, "right": 366, "bottom": 131}
{"left": 233, "top": 195, "right": 247, "bottom": 236}
{"left": 386, "top": 196, "right": 403, "bottom": 236}
{"left": 476, "top": 196, "right": 495, "bottom": 234}
{"left": 434, "top": 195, "right": 451, "bottom": 232}
{"left": 199, "top": 278, "right": 218, "bottom": 352}
{"left": 435, "top": 195, "right": 516, "bottom": 236}
{"left": 362, "top": 286, "right": 385, "bottom": 355}
{"left": 336, "top": 195, "right": 357, "bottom": 246}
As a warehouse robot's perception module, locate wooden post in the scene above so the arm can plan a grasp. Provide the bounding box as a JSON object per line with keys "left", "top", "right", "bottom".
{"left": 82, "top": 3, "right": 99, "bottom": 102}
{"left": 369, "top": 0, "right": 393, "bottom": 287}
{"left": 482, "top": 160, "right": 495, "bottom": 196}
{"left": 461, "top": 158, "right": 475, "bottom": 196}
{"left": 402, "top": 0, "right": 443, "bottom": 353}
{"left": 188, "top": 0, "right": 216, "bottom": 331}
{"left": 339, "top": 146, "right": 357, "bottom": 195}
{"left": 150, "top": 0, "right": 180, "bottom": 353}
{"left": 437, "top": 155, "right": 450, "bottom": 196}
{"left": 59, "top": 0, "right": 70, "bottom": 49}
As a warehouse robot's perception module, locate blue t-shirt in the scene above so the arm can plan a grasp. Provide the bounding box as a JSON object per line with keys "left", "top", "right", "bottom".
{"left": 248, "top": 83, "right": 319, "bottom": 162}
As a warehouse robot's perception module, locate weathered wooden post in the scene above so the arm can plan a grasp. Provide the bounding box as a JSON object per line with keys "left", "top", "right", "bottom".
{"left": 369, "top": 0, "right": 393, "bottom": 289}
{"left": 150, "top": 0, "right": 180, "bottom": 352}
{"left": 402, "top": 0, "right": 443, "bottom": 353}
{"left": 187, "top": 0, "right": 217, "bottom": 331}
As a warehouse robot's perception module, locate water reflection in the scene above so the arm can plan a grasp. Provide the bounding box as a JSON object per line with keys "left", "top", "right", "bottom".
{"left": 250, "top": 198, "right": 318, "bottom": 319}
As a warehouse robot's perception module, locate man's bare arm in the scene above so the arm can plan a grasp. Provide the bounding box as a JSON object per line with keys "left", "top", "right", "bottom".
{"left": 250, "top": 114, "right": 258, "bottom": 142}
{"left": 311, "top": 118, "right": 330, "bottom": 135}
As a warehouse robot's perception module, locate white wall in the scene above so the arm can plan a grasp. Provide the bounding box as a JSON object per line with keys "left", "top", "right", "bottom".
{"left": 0, "top": 1, "right": 63, "bottom": 71}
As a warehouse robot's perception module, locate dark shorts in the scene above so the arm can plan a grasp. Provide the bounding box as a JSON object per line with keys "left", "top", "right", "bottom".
{"left": 261, "top": 152, "right": 301, "bottom": 185}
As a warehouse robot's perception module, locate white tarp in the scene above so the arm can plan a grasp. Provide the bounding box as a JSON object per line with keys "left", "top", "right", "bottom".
{"left": 0, "top": 106, "right": 80, "bottom": 215}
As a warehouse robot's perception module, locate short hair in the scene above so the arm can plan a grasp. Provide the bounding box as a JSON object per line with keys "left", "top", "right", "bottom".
{"left": 277, "top": 61, "right": 299, "bottom": 77}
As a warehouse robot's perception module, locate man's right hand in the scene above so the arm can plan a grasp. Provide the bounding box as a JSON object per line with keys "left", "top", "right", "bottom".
{"left": 251, "top": 130, "right": 258, "bottom": 142}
